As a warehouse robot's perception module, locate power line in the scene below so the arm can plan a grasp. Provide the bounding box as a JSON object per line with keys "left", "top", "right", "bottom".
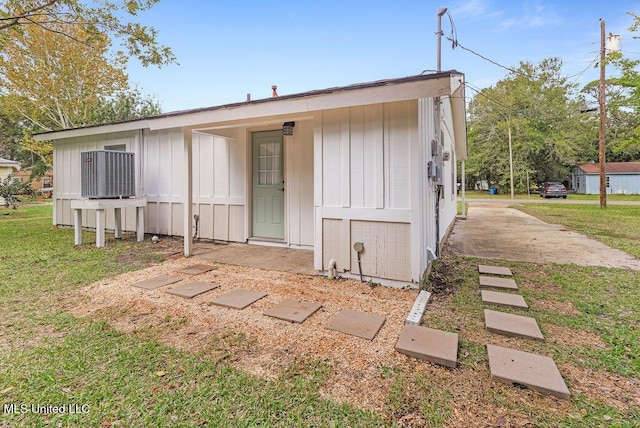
{"left": 567, "top": 56, "right": 599, "bottom": 86}
{"left": 448, "top": 38, "right": 524, "bottom": 76}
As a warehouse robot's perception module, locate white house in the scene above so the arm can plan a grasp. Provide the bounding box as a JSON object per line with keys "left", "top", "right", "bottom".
{"left": 572, "top": 162, "right": 640, "bottom": 195}
{"left": 34, "top": 72, "right": 467, "bottom": 286}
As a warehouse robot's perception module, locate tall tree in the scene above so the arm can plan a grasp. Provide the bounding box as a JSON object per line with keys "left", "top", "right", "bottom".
{"left": 0, "top": 15, "right": 161, "bottom": 167}
{"left": 467, "top": 58, "right": 593, "bottom": 191}
{"left": 0, "top": 0, "right": 175, "bottom": 67}
{"left": 0, "top": 15, "right": 129, "bottom": 131}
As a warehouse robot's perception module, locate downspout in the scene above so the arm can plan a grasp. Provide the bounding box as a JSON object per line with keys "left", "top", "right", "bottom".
{"left": 435, "top": 184, "right": 441, "bottom": 256}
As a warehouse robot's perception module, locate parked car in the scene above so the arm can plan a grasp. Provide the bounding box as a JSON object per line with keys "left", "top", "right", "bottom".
{"left": 539, "top": 182, "right": 567, "bottom": 198}
{"left": 36, "top": 187, "right": 53, "bottom": 198}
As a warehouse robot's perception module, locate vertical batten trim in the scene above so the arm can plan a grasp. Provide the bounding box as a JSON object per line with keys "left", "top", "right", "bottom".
{"left": 340, "top": 108, "right": 351, "bottom": 208}
{"left": 183, "top": 129, "right": 193, "bottom": 256}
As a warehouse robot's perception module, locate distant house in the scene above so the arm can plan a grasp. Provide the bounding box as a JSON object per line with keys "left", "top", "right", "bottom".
{"left": 14, "top": 168, "right": 54, "bottom": 194}
{"left": 34, "top": 72, "right": 467, "bottom": 286}
{"left": 571, "top": 162, "right": 640, "bottom": 194}
{"left": 0, "top": 157, "right": 21, "bottom": 205}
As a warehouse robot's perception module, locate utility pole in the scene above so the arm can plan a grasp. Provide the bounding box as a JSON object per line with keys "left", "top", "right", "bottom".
{"left": 599, "top": 19, "right": 607, "bottom": 208}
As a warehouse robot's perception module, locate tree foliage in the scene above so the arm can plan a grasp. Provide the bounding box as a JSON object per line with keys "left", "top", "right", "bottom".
{"left": 0, "top": 0, "right": 175, "bottom": 67}
{"left": 0, "top": 173, "right": 33, "bottom": 207}
{"left": 466, "top": 58, "right": 593, "bottom": 191}
{"left": 88, "top": 86, "right": 161, "bottom": 125}
{"left": 0, "top": 13, "right": 162, "bottom": 167}
{"left": 580, "top": 12, "right": 640, "bottom": 163}
{"left": 0, "top": 15, "right": 130, "bottom": 131}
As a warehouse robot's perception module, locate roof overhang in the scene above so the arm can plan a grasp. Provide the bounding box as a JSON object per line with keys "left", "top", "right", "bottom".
{"left": 0, "top": 158, "right": 21, "bottom": 169}
{"left": 34, "top": 72, "right": 462, "bottom": 141}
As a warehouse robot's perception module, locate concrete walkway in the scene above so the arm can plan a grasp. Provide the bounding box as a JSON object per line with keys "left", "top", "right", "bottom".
{"left": 447, "top": 206, "right": 640, "bottom": 270}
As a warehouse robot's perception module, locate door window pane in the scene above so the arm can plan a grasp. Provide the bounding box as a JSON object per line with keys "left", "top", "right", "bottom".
{"left": 258, "top": 141, "right": 282, "bottom": 186}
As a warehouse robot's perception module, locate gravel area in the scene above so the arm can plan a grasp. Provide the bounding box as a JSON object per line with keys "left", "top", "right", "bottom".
{"left": 68, "top": 257, "right": 418, "bottom": 411}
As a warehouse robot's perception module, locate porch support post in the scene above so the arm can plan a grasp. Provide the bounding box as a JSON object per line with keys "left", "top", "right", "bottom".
{"left": 73, "top": 208, "right": 82, "bottom": 245}
{"left": 183, "top": 129, "right": 193, "bottom": 257}
{"left": 96, "top": 209, "right": 106, "bottom": 247}
{"left": 114, "top": 207, "right": 122, "bottom": 239}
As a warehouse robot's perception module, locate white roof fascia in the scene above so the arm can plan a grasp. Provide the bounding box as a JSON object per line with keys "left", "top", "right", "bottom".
{"left": 33, "top": 120, "right": 149, "bottom": 142}
{"left": 147, "top": 77, "right": 451, "bottom": 131}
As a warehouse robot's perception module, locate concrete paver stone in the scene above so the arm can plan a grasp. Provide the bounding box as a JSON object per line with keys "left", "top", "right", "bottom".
{"left": 478, "top": 265, "right": 513, "bottom": 276}
{"left": 479, "top": 275, "right": 518, "bottom": 290}
{"left": 481, "top": 290, "right": 528, "bottom": 309}
{"left": 263, "top": 299, "right": 322, "bottom": 323}
{"left": 395, "top": 324, "right": 458, "bottom": 368}
{"left": 165, "top": 281, "right": 218, "bottom": 298}
{"left": 133, "top": 275, "right": 181, "bottom": 290}
{"left": 484, "top": 309, "right": 544, "bottom": 340}
{"left": 176, "top": 264, "right": 216, "bottom": 275}
{"left": 487, "top": 344, "right": 570, "bottom": 399}
{"left": 210, "top": 289, "right": 267, "bottom": 309}
{"left": 326, "top": 309, "right": 386, "bottom": 340}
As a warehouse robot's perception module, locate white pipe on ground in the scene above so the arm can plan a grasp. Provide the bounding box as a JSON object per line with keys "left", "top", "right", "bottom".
{"left": 328, "top": 259, "right": 337, "bottom": 279}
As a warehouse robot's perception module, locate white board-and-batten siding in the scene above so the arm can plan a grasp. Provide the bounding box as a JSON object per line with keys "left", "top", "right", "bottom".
{"left": 143, "top": 129, "right": 246, "bottom": 240}
{"left": 317, "top": 101, "right": 417, "bottom": 282}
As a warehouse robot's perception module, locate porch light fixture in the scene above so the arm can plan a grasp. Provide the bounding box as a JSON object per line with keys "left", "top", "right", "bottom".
{"left": 282, "top": 121, "right": 295, "bottom": 136}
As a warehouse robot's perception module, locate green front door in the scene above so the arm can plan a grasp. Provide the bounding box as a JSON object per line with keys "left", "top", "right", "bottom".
{"left": 252, "top": 130, "right": 284, "bottom": 239}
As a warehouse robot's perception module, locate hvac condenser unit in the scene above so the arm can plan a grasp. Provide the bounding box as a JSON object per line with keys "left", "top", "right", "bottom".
{"left": 81, "top": 150, "right": 135, "bottom": 199}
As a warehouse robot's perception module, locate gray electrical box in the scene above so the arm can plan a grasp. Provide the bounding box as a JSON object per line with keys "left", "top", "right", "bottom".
{"left": 81, "top": 150, "right": 135, "bottom": 199}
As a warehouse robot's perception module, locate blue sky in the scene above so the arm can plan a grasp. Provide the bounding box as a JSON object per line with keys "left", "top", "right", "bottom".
{"left": 124, "top": 0, "right": 640, "bottom": 112}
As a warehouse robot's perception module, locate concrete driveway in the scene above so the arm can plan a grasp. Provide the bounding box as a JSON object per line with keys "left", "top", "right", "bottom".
{"left": 446, "top": 205, "right": 640, "bottom": 270}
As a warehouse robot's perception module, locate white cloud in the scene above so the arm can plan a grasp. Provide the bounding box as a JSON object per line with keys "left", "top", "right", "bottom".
{"left": 450, "top": 0, "right": 491, "bottom": 18}
{"left": 498, "top": 1, "right": 561, "bottom": 30}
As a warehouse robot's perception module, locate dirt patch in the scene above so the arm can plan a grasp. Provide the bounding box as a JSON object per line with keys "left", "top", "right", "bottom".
{"left": 543, "top": 324, "right": 609, "bottom": 349}
{"left": 561, "top": 364, "right": 640, "bottom": 412}
{"left": 425, "top": 252, "right": 463, "bottom": 296}
{"left": 516, "top": 270, "right": 564, "bottom": 295}
{"left": 533, "top": 299, "right": 580, "bottom": 316}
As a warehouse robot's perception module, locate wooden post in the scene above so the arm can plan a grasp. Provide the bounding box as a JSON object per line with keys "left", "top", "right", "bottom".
{"left": 599, "top": 19, "right": 607, "bottom": 208}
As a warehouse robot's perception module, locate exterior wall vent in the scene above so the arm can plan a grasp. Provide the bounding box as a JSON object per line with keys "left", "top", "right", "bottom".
{"left": 81, "top": 150, "right": 135, "bottom": 199}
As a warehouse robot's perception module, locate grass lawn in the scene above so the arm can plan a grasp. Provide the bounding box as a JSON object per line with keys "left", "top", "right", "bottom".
{"left": 516, "top": 204, "right": 640, "bottom": 258}
{"left": 1, "top": 205, "right": 639, "bottom": 426}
